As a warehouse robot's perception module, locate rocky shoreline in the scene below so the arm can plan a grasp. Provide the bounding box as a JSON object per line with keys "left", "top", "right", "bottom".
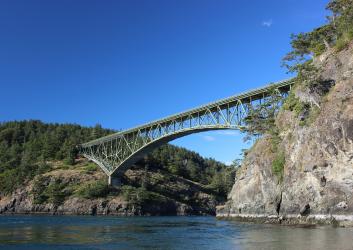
{"left": 0, "top": 195, "right": 208, "bottom": 216}
{"left": 216, "top": 210, "right": 353, "bottom": 227}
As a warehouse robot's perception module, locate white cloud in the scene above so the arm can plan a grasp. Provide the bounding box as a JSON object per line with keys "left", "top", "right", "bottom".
{"left": 262, "top": 19, "right": 273, "bottom": 27}
{"left": 202, "top": 135, "right": 216, "bottom": 141}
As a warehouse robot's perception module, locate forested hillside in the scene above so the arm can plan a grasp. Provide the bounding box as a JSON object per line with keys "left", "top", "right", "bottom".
{"left": 0, "top": 120, "right": 236, "bottom": 215}
{"left": 0, "top": 121, "right": 112, "bottom": 193}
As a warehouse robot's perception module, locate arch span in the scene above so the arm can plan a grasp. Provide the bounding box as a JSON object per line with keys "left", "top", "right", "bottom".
{"left": 111, "top": 126, "right": 239, "bottom": 176}
{"left": 79, "top": 79, "right": 294, "bottom": 183}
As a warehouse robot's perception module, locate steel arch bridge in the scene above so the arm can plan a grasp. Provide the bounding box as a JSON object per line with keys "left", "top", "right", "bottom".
{"left": 79, "top": 79, "right": 294, "bottom": 185}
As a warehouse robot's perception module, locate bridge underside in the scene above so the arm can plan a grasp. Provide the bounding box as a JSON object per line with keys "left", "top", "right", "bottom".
{"left": 83, "top": 126, "right": 237, "bottom": 177}
{"left": 79, "top": 79, "right": 293, "bottom": 184}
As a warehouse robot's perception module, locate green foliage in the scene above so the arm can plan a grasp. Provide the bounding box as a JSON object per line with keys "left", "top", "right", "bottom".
{"left": 242, "top": 89, "right": 284, "bottom": 140}
{"left": 328, "top": 0, "right": 353, "bottom": 51}
{"left": 45, "top": 180, "right": 67, "bottom": 206}
{"left": 283, "top": 92, "right": 306, "bottom": 116}
{"left": 272, "top": 151, "right": 285, "bottom": 182}
{"left": 282, "top": 25, "right": 335, "bottom": 73}
{"left": 299, "top": 105, "right": 321, "bottom": 127}
{"left": 141, "top": 144, "right": 228, "bottom": 186}
{"left": 283, "top": 0, "right": 353, "bottom": 73}
{"left": 32, "top": 176, "right": 48, "bottom": 204}
{"left": 36, "top": 163, "right": 52, "bottom": 174}
{"left": 121, "top": 186, "right": 136, "bottom": 202}
{"left": 121, "top": 186, "right": 168, "bottom": 207}
{"left": 0, "top": 120, "right": 230, "bottom": 202}
{"left": 335, "top": 29, "right": 353, "bottom": 51}
{"left": 0, "top": 169, "right": 22, "bottom": 194}
{"left": 0, "top": 164, "right": 38, "bottom": 195}
{"left": 269, "top": 133, "right": 281, "bottom": 153}
{"left": 283, "top": 89, "right": 322, "bottom": 126}
{"left": 76, "top": 180, "right": 110, "bottom": 199}
{"left": 209, "top": 166, "right": 236, "bottom": 197}
{"left": 167, "top": 164, "right": 181, "bottom": 175}
{"left": 83, "top": 162, "right": 98, "bottom": 174}
{"left": 0, "top": 120, "right": 113, "bottom": 195}
{"left": 32, "top": 178, "right": 68, "bottom": 206}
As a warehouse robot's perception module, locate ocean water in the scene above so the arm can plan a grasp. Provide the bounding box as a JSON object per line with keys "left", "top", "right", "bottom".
{"left": 0, "top": 215, "right": 352, "bottom": 250}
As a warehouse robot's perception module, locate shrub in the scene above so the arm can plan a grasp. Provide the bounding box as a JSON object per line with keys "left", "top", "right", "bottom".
{"left": 77, "top": 180, "right": 110, "bottom": 199}
{"left": 45, "top": 180, "right": 66, "bottom": 206}
{"left": 83, "top": 163, "right": 98, "bottom": 174}
{"left": 121, "top": 186, "right": 168, "bottom": 207}
{"left": 269, "top": 133, "right": 282, "bottom": 153}
{"left": 283, "top": 92, "right": 306, "bottom": 116}
{"left": 0, "top": 169, "right": 20, "bottom": 195}
{"left": 0, "top": 164, "right": 38, "bottom": 195}
{"left": 32, "top": 176, "right": 49, "bottom": 204}
{"left": 335, "top": 30, "right": 353, "bottom": 52}
{"left": 32, "top": 178, "right": 67, "bottom": 206}
{"left": 209, "top": 167, "right": 236, "bottom": 198}
{"left": 272, "top": 151, "right": 285, "bottom": 182}
{"left": 35, "top": 163, "right": 52, "bottom": 175}
{"left": 299, "top": 106, "right": 321, "bottom": 127}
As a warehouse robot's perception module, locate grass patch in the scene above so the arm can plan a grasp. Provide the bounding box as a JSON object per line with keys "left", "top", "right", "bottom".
{"left": 272, "top": 151, "right": 285, "bottom": 182}
{"left": 82, "top": 163, "right": 98, "bottom": 174}
{"left": 269, "top": 133, "right": 282, "bottom": 153}
{"left": 335, "top": 30, "right": 353, "bottom": 52}
{"left": 56, "top": 163, "right": 71, "bottom": 170}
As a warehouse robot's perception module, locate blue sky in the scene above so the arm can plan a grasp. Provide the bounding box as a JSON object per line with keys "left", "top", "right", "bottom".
{"left": 0, "top": 0, "right": 329, "bottom": 164}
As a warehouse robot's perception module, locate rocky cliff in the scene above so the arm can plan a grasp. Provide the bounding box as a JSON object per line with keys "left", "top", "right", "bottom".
{"left": 217, "top": 42, "right": 353, "bottom": 226}
{"left": 0, "top": 159, "right": 220, "bottom": 216}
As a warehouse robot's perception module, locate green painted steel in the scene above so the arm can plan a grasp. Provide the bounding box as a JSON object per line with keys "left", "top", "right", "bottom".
{"left": 79, "top": 78, "right": 295, "bottom": 178}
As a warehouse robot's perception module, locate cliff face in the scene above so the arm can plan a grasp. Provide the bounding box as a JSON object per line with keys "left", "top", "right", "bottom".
{"left": 217, "top": 43, "right": 353, "bottom": 226}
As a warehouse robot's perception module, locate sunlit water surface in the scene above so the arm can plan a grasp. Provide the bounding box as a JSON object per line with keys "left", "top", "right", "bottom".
{"left": 0, "top": 215, "right": 352, "bottom": 250}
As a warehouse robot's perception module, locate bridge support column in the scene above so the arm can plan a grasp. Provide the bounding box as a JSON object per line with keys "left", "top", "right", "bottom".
{"left": 108, "top": 175, "right": 122, "bottom": 187}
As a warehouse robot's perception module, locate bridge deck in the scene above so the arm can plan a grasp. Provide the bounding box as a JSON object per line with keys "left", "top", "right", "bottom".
{"left": 81, "top": 78, "right": 294, "bottom": 147}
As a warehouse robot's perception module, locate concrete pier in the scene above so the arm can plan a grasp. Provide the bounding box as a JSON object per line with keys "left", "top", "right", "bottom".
{"left": 108, "top": 175, "right": 122, "bottom": 187}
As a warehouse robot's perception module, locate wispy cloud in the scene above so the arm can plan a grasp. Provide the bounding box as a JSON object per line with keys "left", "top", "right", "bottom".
{"left": 202, "top": 135, "right": 216, "bottom": 142}
{"left": 216, "top": 130, "right": 239, "bottom": 136}
{"left": 262, "top": 19, "right": 273, "bottom": 27}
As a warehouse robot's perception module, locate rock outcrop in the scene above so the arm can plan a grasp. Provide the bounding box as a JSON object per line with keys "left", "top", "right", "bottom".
{"left": 0, "top": 161, "right": 219, "bottom": 216}
{"left": 217, "top": 42, "right": 353, "bottom": 226}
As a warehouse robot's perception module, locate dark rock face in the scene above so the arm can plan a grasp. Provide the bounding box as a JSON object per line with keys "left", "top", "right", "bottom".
{"left": 217, "top": 43, "right": 353, "bottom": 226}
{"left": 300, "top": 204, "right": 310, "bottom": 216}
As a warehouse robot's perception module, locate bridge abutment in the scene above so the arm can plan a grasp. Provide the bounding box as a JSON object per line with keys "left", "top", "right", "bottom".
{"left": 108, "top": 175, "right": 122, "bottom": 187}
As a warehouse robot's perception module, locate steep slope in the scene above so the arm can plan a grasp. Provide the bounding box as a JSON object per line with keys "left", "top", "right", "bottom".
{"left": 217, "top": 42, "right": 353, "bottom": 226}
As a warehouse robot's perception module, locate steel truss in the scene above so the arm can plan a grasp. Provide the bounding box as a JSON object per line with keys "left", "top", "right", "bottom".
{"left": 79, "top": 79, "right": 294, "bottom": 178}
